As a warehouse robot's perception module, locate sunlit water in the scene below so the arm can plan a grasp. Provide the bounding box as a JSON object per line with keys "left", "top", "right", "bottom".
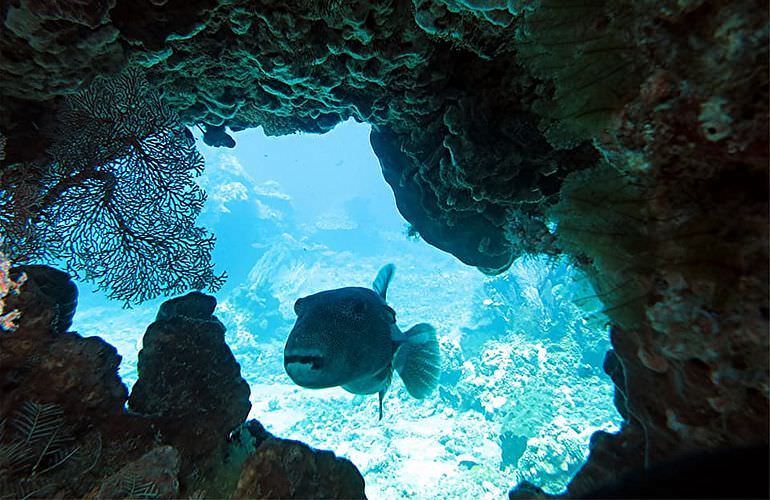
{"left": 70, "top": 120, "right": 621, "bottom": 498}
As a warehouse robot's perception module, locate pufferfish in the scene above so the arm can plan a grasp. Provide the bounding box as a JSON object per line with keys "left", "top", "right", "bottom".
{"left": 283, "top": 264, "right": 441, "bottom": 419}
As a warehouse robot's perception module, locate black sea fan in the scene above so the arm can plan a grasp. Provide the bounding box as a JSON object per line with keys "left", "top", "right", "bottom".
{"left": 0, "top": 67, "right": 225, "bottom": 305}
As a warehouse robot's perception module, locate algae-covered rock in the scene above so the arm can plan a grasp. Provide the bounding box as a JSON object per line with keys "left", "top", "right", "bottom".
{"left": 128, "top": 291, "right": 251, "bottom": 436}
{"left": 0, "top": 266, "right": 127, "bottom": 423}
{"left": 6, "top": 265, "right": 78, "bottom": 334}
{"left": 96, "top": 445, "right": 181, "bottom": 499}
{"left": 234, "top": 436, "right": 366, "bottom": 499}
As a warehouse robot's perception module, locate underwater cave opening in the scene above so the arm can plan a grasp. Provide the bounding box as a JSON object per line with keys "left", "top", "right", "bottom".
{"left": 69, "top": 119, "right": 622, "bottom": 498}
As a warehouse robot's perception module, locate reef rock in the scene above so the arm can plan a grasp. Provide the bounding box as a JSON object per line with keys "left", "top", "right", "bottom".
{"left": 0, "top": 0, "right": 122, "bottom": 103}
{"left": 0, "top": 0, "right": 765, "bottom": 283}
{"left": 1, "top": 273, "right": 366, "bottom": 499}
{"left": 0, "top": 0, "right": 124, "bottom": 163}
{"left": 125, "top": 291, "right": 254, "bottom": 494}
{"left": 548, "top": 2, "right": 770, "bottom": 494}
{"left": 0, "top": 0, "right": 600, "bottom": 272}
{"left": 233, "top": 434, "right": 366, "bottom": 499}
{"left": 128, "top": 291, "right": 251, "bottom": 436}
{"left": 6, "top": 265, "right": 78, "bottom": 334}
{"left": 96, "top": 445, "right": 181, "bottom": 499}
{"left": 0, "top": 265, "right": 127, "bottom": 423}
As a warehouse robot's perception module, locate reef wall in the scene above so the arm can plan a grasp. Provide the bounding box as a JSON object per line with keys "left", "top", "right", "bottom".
{"left": 1, "top": 0, "right": 767, "bottom": 496}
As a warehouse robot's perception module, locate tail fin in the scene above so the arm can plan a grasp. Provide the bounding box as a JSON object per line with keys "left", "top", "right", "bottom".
{"left": 373, "top": 263, "right": 395, "bottom": 300}
{"left": 394, "top": 323, "right": 440, "bottom": 399}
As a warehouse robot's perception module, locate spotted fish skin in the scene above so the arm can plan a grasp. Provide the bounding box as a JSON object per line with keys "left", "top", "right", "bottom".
{"left": 283, "top": 264, "right": 440, "bottom": 419}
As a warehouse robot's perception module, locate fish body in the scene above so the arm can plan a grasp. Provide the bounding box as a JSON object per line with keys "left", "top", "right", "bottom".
{"left": 284, "top": 264, "right": 440, "bottom": 418}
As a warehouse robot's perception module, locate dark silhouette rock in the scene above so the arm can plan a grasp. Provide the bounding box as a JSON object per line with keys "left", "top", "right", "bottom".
{"left": 578, "top": 445, "right": 770, "bottom": 499}
{"left": 7, "top": 265, "right": 78, "bottom": 334}
{"left": 0, "top": 266, "right": 127, "bottom": 423}
{"left": 96, "top": 445, "right": 181, "bottom": 499}
{"left": 129, "top": 291, "right": 251, "bottom": 436}
{"left": 234, "top": 435, "right": 366, "bottom": 499}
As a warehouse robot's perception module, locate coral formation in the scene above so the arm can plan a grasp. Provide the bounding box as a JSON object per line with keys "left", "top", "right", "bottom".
{"left": 512, "top": 0, "right": 642, "bottom": 148}
{"left": 0, "top": 0, "right": 765, "bottom": 283}
{"left": 0, "top": 252, "right": 26, "bottom": 331}
{"left": 544, "top": 1, "right": 769, "bottom": 493}
{"left": 0, "top": 0, "right": 122, "bottom": 103}
{"left": 234, "top": 436, "right": 366, "bottom": 499}
{"left": 128, "top": 291, "right": 251, "bottom": 437}
{"left": 0, "top": 0, "right": 600, "bottom": 274}
{"left": 0, "top": 0, "right": 124, "bottom": 164}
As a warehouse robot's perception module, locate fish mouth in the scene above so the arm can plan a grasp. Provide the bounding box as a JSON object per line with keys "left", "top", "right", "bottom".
{"left": 284, "top": 347, "right": 325, "bottom": 371}
{"left": 284, "top": 347, "right": 335, "bottom": 388}
{"left": 284, "top": 353, "right": 324, "bottom": 370}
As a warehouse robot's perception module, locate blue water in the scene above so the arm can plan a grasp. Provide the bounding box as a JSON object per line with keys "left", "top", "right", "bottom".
{"left": 70, "top": 120, "right": 621, "bottom": 498}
